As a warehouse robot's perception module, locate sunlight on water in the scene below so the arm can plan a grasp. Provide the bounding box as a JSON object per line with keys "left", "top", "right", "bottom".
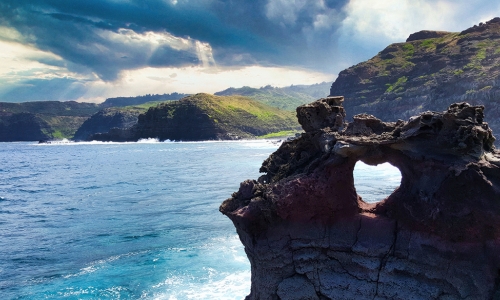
{"left": 353, "top": 162, "right": 402, "bottom": 203}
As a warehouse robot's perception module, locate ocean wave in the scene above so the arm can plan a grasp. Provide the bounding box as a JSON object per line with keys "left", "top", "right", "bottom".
{"left": 152, "top": 271, "right": 250, "bottom": 300}
{"left": 62, "top": 249, "right": 152, "bottom": 280}
{"left": 137, "top": 138, "right": 161, "bottom": 143}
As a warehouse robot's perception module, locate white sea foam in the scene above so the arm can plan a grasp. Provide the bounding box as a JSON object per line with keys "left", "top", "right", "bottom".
{"left": 33, "top": 139, "right": 279, "bottom": 147}
{"left": 149, "top": 235, "right": 250, "bottom": 299}
{"left": 152, "top": 271, "right": 251, "bottom": 300}
{"left": 137, "top": 138, "right": 161, "bottom": 143}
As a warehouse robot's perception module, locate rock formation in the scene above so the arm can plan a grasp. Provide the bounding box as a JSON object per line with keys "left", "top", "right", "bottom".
{"left": 330, "top": 17, "right": 500, "bottom": 145}
{"left": 73, "top": 107, "right": 143, "bottom": 141}
{"left": 0, "top": 113, "right": 53, "bottom": 142}
{"left": 220, "top": 96, "right": 500, "bottom": 299}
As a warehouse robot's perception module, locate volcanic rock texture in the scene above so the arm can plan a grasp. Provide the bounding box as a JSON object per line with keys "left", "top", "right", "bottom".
{"left": 220, "top": 96, "right": 500, "bottom": 299}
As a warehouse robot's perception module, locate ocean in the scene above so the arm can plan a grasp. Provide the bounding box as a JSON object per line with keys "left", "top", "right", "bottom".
{"left": 0, "top": 140, "right": 401, "bottom": 299}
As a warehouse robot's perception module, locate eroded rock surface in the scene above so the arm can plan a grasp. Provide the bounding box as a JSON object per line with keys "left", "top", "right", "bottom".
{"left": 220, "top": 97, "right": 500, "bottom": 299}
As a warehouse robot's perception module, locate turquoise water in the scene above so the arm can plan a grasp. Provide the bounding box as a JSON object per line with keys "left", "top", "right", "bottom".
{"left": 353, "top": 161, "right": 402, "bottom": 203}
{"left": 0, "top": 140, "right": 400, "bottom": 299}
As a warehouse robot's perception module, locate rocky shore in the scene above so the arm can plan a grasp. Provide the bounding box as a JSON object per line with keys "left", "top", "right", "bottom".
{"left": 220, "top": 96, "right": 500, "bottom": 299}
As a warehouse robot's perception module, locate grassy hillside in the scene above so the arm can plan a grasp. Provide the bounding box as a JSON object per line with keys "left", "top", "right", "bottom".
{"left": 215, "top": 82, "right": 331, "bottom": 111}
{"left": 91, "top": 93, "right": 302, "bottom": 141}
{"left": 185, "top": 93, "right": 300, "bottom": 135}
{"left": 0, "top": 101, "right": 100, "bottom": 140}
{"left": 100, "top": 93, "right": 189, "bottom": 107}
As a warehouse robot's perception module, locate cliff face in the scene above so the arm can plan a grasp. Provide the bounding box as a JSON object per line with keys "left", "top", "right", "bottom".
{"left": 90, "top": 94, "right": 301, "bottom": 142}
{"left": 0, "top": 113, "right": 52, "bottom": 142}
{"left": 0, "top": 101, "right": 99, "bottom": 140}
{"left": 220, "top": 97, "right": 500, "bottom": 299}
{"left": 73, "top": 108, "right": 143, "bottom": 141}
{"left": 330, "top": 17, "right": 500, "bottom": 144}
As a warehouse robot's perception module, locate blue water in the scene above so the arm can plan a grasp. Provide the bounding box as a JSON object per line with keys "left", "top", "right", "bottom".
{"left": 353, "top": 161, "right": 402, "bottom": 203}
{"left": 0, "top": 140, "right": 401, "bottom": 299}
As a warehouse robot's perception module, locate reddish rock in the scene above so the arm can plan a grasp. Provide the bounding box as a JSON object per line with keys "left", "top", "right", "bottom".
{"left": 220, "top": 97, "right": 500, "bottom": 299}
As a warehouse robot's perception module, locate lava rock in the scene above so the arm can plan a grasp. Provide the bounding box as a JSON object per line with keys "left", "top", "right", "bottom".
{"left": 220, "top": 99, "right": 500, "bottom": 299}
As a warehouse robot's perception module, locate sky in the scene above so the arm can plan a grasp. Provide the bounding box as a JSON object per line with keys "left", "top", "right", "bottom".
{"left": 0, "top": 0, "right": 499, "bottom": 103}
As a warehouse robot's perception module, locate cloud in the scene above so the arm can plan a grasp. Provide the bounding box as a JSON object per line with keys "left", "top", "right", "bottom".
{"left": 0, "top": 63, "right": 334, "bottom": 103}
{"left": 0, "top": 0, "right": 350, "bottom": 81}
{"left": 0, "top": 0, "right": 499, "bottom": 102}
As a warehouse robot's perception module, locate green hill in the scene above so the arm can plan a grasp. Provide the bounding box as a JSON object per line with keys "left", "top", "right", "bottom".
{"left": 215, "top": 82, "right": 331, "bottom": 111}
{"left": 90, "top": 94, "right": 301, "bottom": 141}
{"left": 100, "top": 93, "right": 189, "bottom": 107}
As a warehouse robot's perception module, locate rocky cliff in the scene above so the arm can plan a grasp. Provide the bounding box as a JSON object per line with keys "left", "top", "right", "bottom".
{"left": 89, "top": 94, "right": 301, "bottom": 142}
{"left": 0, "top": 101, "right": 99, "bottom": 140}
{"left": 220, "top": 97, "right": 500, "bottom": 299}
{"left": 330, "top": 17, "right": 500, "bottom": 145}
{"left": 73, "top": 107, "right": 144, "bottom": 141}
{"left": 0, "top": 113, "right": 53, "bottom": 142}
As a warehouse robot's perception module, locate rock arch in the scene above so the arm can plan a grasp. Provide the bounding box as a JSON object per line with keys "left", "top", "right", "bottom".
{"left": 221, "top": 97, "right": 500, "bottom": 299}
{"left": 353, "top": 161, "right": 401, "bottom": 203}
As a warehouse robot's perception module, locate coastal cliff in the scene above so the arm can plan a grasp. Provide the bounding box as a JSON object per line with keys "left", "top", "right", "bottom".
{"left": 73, "top": 107, "right": 144, "bottom": 141}
{"left": 0, "top": 101, "right": 99, "bottom": 140}
{"left": 220, "top": 97, "right": 500, "bottom": 299}
{"left": 0, "top": 113, "right": 53, "bottom": 142}
{"left": 330, "top": 17, "right": 500, "bottom": 145}
{"left": 90, "top": 93, "right": 300, "bottom": 142}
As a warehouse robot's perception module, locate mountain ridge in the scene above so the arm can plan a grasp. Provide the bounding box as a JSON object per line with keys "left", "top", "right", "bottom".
{"left": 215, "top": 82, "right": 331, "bottom": 111}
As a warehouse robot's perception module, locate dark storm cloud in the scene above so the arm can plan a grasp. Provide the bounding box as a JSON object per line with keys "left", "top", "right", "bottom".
{"left": 0, "top": 0, "right": 350, "bottom": 80}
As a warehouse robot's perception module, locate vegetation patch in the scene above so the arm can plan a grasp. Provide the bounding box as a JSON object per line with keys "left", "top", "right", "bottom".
{"left": 258, "top": 130, "right": 302, "bottom": 139}
{"left": 421, "top": 39, "right": 436, "bottom": 50}
{"left": 464, "top": 62, "right": 481, "bottom": 70}
{"left": 51, "top": 130, "right": 65, "bottom": 139}
{"left": 476, "top": 48, "right": 487, "bottom": 60}
{"left": 403, "top": 44, "right": 415, "bottom": 58}
{"left": 386, "top": 76, "right": 408, "bottom": 93}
